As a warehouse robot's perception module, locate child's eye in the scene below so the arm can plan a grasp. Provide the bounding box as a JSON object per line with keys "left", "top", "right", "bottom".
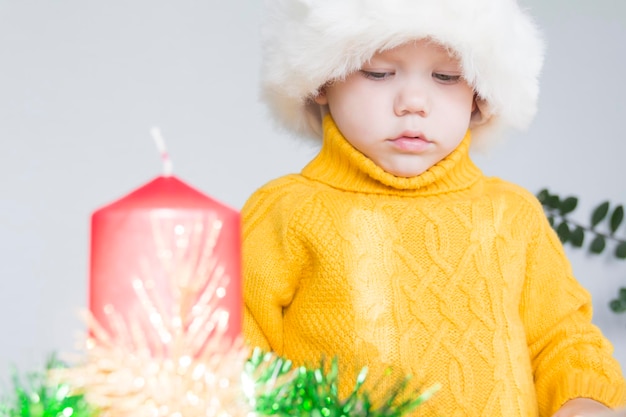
{"left": 433, "top": 73, "right": 462, "bottom": 83}
{"left": 360, "top": 70, "right": 393, "bottom": 80}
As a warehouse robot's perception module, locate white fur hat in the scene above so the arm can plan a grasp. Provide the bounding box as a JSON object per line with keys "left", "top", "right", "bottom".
{"left": 260, "top": 0, "right": 545, "bottom": 147}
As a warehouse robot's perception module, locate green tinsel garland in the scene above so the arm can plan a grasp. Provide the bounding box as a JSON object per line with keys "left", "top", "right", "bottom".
{"left": 0, "top": 355, "right": 97, "bottom": 417}
{"left": 1, "top": 350, "right": 438, "bottom": 417}
{"left": 244, "top": 348, "right": 440, "bottom": 417}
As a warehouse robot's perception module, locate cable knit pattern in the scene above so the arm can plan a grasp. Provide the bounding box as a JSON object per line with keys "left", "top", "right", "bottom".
{"left": 242, "top": 115, "right": 626, "bottom": 417}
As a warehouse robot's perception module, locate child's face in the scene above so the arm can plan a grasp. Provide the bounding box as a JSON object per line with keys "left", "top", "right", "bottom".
{"left": 315, "top": 40, "right": 476, "bottom": 178}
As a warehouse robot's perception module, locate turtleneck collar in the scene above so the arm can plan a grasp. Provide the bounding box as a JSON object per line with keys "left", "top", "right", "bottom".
{"left": 301, "top": 115, "right": 483, "bottom": 197}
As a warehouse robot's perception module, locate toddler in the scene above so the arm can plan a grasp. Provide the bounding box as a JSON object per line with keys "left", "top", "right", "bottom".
{"left": 242, "top": 1, "right": 626, "bottom": 416}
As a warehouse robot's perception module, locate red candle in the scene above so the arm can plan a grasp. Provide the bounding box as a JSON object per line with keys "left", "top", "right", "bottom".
{"left": 89, "top": 145, "right": 241, "bottom": 357}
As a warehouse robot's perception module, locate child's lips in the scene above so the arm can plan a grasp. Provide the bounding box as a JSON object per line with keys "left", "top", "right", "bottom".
{"left": 389, "top": 133, "right": 432, "bottom": 153}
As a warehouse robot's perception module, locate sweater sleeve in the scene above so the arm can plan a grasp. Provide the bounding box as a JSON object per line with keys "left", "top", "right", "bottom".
{"left": 520, "top": 199, "right": 626, "bottom": 416}
{"left": 241, "top": 179, "right": 308, "bottom": 355}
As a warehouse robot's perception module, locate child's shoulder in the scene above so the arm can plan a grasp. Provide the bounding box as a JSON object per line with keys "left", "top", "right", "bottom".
{"left": 482, "top": 176, "right": 545, "bottom": 211}
{"left": 245, "top": 173, "right": 316, "bottom": 200}
{"left": 241, "top": 173, "right": 317, "bottom": 217}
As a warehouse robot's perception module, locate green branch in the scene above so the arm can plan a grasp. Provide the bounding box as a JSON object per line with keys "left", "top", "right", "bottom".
{"left": 536, "top": 189, "right": 626, "bottom": 314}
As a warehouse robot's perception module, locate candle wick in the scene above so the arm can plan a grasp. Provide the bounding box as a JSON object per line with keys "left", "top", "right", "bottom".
{"left": 151, "top": 127, "right": 173, "bottom": 177}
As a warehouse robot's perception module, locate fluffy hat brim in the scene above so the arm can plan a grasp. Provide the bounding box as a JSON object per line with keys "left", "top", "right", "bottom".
{"left": 261, "top": 0, "right": 545, "bottom": 147}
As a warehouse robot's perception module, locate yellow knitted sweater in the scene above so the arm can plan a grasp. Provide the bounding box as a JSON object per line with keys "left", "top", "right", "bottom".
{"left": 242, "top": 115, "right": 626, "bottom": 417}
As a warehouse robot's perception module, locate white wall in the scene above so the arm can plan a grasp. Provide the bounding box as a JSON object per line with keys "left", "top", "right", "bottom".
{"left": 1, "top": 0, "right": 625, "bottom": 386}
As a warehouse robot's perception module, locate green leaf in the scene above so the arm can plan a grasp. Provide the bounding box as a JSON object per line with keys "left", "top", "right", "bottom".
{"left": 570, "top": 226, "right": 585, "bottom": 247}
{"left": 589, "top": 235, "right": 606, "bottom": 254}
{"left": 556, "top": 222, "right": 570, "bottom": 243}
{"left": 546, "top": 195, "right": 560, "bottom": 210}
{"left": 615, "top": 242, "right": 626, "bottom": 259}
{"left": 619, "top": 287, "right": 626, "bottom": 300}
{"left": 610, "top": 205, "right": 624, "bottom": 234}
{"left": 591, "top": 202, "right": 610, "bottom": 227}
{"left": 609, "top": 299, "right": 626, "bottom": 313}
{"left": 559, "top": 197, "right": 578, "bottom": 215}
{"left": 547, "top": 215, "right": 555, "bottom": 227}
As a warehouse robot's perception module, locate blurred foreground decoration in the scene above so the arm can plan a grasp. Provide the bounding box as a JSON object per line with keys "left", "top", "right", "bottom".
{"left": 66, "top": 129, "right": 248, "bottom": 415}
{"left": 2, "top": 348, "right": 439, "bottom": 417}
{"left": 51, "top": 208, "right": 250, "bottom": 417}
{"left": 244, "top": 348, "right": 440, "bottom": 417}
{"left": 0, "top": 356, "right": 96, "bottom": 417}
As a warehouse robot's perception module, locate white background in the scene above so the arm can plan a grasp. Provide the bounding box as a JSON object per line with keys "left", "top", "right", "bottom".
{"left": 1, "top": 0, "right": 625, "bottom": 386}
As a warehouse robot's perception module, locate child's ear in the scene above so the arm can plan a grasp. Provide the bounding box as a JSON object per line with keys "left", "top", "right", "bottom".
{"left": 313, "top": 87, "right": 328, "bottom": 105}
{"left": 470, "top": 95, "right": 492, "bottom": 127}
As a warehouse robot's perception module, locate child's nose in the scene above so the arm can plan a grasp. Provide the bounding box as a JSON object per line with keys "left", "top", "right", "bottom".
{"left": 394, "top": 82, "right": 431, "bottom": 117}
